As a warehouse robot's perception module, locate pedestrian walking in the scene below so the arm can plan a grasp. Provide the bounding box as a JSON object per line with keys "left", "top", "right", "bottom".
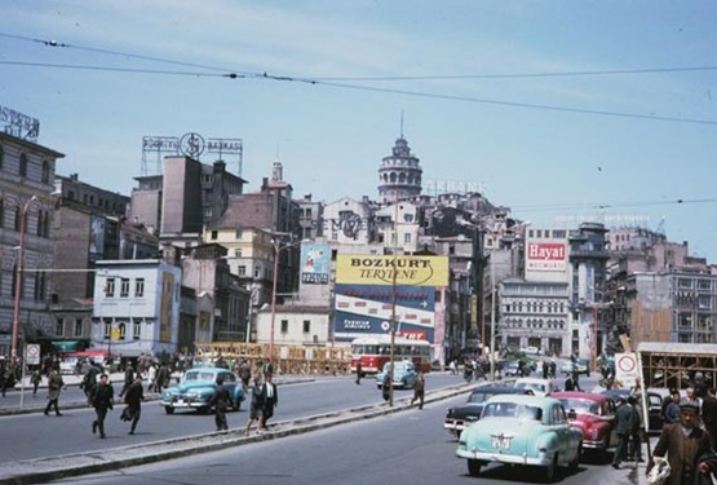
{"left": 648, "top": 398, "right": 714, "bottom": 485}
{"left": 238, "top": 359, "right": 251, "bottom": 389}
{"left": 411, "top": 372, "right": 425, "bottom": 410}
{"left": 147, "top": 363, "right": 157, "bottom": 392}
{"left": 258, "top": 373, "right": 278, "bottom": 432}
{"left": 244, "top": 376, "right": 264, "bottom": 436}
{"left": 80, "top": 362, "right": 100, "bottom": 404}
{"left": 0, "top": 357, "right": 10, "bottom": 397}
{"left": 572, "top": 370, "right": 582, "bottom": 391}
{"left": 382, "top": 371, "right": 392, "bottom": 402}
{"left": 542, "top": 360, "right": 549, "bottom": 380}
{"left": 448, "top": 360, "right": 457, "bottom": 375}
{"left": 564, "top": 374, "right": 575, "bottom": 392}
{"left": 612, "top": 396, "right": 635, "bottom": 469}
{"left": 549, "top": 360, "right": 557, "bottom": 379}
{"left": 119, "top": 363, "right": 135, "bottom": 397}
{"left": 355, "top": 361, "right": 363, "bottom": 385}
{"left": 31, "top": 369, "right": 42, "bottom": 396}
{"left": 209, "top": 376, "right": 231, "bottom": 432}
{"left": 91, "top": 374, "right": 114, "bottom": 439}
{"left": 702, "top": 388, "right": 717, "bottom": 449}
{"left": 121, "top": 376, "right": 144, "bottom": 435}
{"left": 44, "top": 367, "right": 64, "bottom": 416}
{"left": 628, "top": 395, "right": 644, "bottom": 462}
{"left": 664, "top": 390, "right": 682, "bottom": 424}
{"left": 156, "top": 363, "right": 170, "bottom": 393}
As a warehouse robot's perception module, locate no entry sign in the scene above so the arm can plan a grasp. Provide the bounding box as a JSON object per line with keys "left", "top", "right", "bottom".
{"left": 615, "top": 352, "right": 638, "bottom": 387}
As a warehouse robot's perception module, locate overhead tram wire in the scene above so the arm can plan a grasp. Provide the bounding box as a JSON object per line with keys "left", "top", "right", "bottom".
{"left": 0, "top": 60, "right": 242, "bottom": 78}
{"left": 3, "top": 32, "right": 717, "bottom": 126}
{"left": 508, "top": 197, "right": 717, "bottom": 213}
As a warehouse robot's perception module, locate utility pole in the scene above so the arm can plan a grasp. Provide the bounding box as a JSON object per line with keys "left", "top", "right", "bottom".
{"left": 490, "top": 254, "right": 496, "bottom": 381}
{"left": 389, "top": 197, "right": 399, "bottom": 407}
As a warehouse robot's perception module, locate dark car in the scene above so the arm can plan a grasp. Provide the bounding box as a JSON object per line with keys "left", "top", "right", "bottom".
{"left": 444, "top": 386, "right": 532, "bottom": 437}
{"left": 646, "top": 392, "right": 664, "bottom": 433}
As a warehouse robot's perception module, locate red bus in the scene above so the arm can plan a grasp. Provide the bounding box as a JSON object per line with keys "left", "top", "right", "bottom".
{"left": 350, "top": 336, "right": 432, "bottom": 374}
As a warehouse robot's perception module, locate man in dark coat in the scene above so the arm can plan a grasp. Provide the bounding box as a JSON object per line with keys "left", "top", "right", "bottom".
{"left": 628, "top": 395, "right": 644, "bottom": 462}
{"left": 411, "top": 372, "right": 425, "bottom": 410}
{"left": 355, "top": 361, "right": 363, "bottom": 385}
{"left": 209, "top": 376, "right": 231, "bottom": 432}
{"left": 702, "top": 388, "right": 717, "bottom": 449}
{"left": 119, "top": 363, "right": 135, "bottom": 397}
{"left": 612, "top": 396, "right": 635, "bottom": 469}
{"left": 648, "top": 399, "right": 714, "bottom": 485}
{"left": 238, "top": 360, "right": 251, "bottom": 389}
{"left": 258, "top": 373, "right": 278, "bottom": 432}
{"left": 44, "top": 368, "right": 64, "bottom": 416}
{"left": 122, "top": 376, "right": 144, "bottom": 435}
{"left": 382, "top": 371, "right": 392, "bottom": 402}
{"left": 564, "top": 374, "right": 575, "bottom": 392}
{"left": 244, "top": 376, "right": 264, "bottom": 436}
{"left": 156, "top": 364, "right": 170, "bottom": 393}
{"left": 0, "top": 358, "right": 9, "bottom": 397}
{"left": 80, "top": 362, "right": 100, "bottom": 404}
{"left": 91, "top": 374, "right": 114, "bottom": 439}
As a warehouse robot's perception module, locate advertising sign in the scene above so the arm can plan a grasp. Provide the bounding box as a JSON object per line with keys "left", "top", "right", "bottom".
{"left": 160, "top": 272, "right": 174, "bottom": 342}
{"left": 300, "top": 243, "right": 330, "bottom": 285}
{"left": 526, "top": 242, "right": 567, "bottom": 272}
{"left": 334, "top": 284, "right": 435, "bottom": 341}
{"left": 336, "top": 254, "right": 449, "bottom": 287}
{"left": 89, "top": 216, "right": 106, "bottom": 262}
{"left": 25, "top": 344, "right": 41, "bottom": 365}
{"left": 615, "top": 352, "right": 638, "bottom": 388}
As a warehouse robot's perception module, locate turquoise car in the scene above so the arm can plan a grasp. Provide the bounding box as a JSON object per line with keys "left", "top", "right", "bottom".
{"left": 375, "top": 360, "right": 418, "bottom": 389}
{"left": 161, "top": 367, "right": 245, "bottom": 414}
{"left": 456, "top": 394, "right": 582, "bottom": 481}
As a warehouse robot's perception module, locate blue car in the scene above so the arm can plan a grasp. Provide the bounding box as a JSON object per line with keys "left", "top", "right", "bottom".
{"left": 375, "top": 360, "right": 418, "bottom": 389}
{"left": 161, "top": 367, "right": 245, "bottom": 414}
{"left": 457, "top": 394, "right": 582, "bottom": 481}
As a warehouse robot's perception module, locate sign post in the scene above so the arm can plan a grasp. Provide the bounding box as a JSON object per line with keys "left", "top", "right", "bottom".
{"left": 615, "top": 352, "right": 638, "bottom": 389}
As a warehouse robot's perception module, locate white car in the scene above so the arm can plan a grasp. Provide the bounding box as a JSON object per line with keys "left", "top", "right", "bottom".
{"left": 514, "top": 378, "right": 554, "bottom": 397}
{"left": 519, "top": 346, "right": 540, "bottom": 356}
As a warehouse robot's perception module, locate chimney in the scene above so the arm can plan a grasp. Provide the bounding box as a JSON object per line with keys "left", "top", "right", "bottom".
{"left": 262, "top": 177, "right": 269, "bottom": 191}
{"left": 70, "top": 173, "right": 79, "bottom": 181}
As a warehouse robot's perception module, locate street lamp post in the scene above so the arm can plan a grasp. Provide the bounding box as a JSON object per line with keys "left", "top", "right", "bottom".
{"left": 11, "top": 196, "right": 38, "bottom": 360}
{"left": 269, "top": 237, "right": 306, "bottom": 363}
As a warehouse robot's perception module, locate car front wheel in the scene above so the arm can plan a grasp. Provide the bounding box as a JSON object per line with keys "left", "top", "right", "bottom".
{"left": 467, "top": 459, "right": 481, "bottom": 476}
{"left": 543, "top": 454, "right": 558, "bottom": 483}
{"left": 164, "top": 406, "right": 174, "bottom": 415}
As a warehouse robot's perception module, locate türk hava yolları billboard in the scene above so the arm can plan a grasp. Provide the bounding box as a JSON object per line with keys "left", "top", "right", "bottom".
{"left": 335, "top": 254, "right": 449, "bottom": 287}
{"left": 526, "top": 242, "right": 567, "bottom": 272}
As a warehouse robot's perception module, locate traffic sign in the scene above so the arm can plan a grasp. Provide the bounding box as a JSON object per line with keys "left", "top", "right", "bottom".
{"left": 615, "top": 352, "right": 638, "bottom": 388}
{"left": 25, "top": 344, "right": 41, "bottom": 365}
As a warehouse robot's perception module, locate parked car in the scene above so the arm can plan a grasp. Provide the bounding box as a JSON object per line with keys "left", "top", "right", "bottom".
{"left": 375, "top": 360, "right": 418, "bottom": 389}
{"left": 503, "top": 360, "right": 536, "bottom": 377}
{"left": 647, "top": 391, "right": 665, "bottom": 433}
{"left": 444, "top": 386, "right": 532, "bottom": 437}
{"left": 456, "top": 394, "right": 582, "bottom": 481}
{"left": 561, "top": 358, "right": 591, "bottom": 376}
{"left": 552, "top": 391, "right": 616, "bottom": 459}
{"left": 160, "top": 367, "right": 244, "bottom": 414}
{"left": 514, "top": 377, "right": 555, "bottom": 397}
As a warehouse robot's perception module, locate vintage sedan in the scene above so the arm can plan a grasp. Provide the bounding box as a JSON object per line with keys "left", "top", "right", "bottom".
{"left": 514, "top": 377, "right": 554, "bottom": 397}
{"left": 457, "top": 394, "right": 582, "bottom": 481}
{"left": 161, "top": 367, "right": 244, "bottom": 414}
{"left": 560, "top": 358, "right": 591, "bottom": 376}
{"left": 444, "top": 386, "right": 532, "bottom": 437}
{"left": 552, "top": 391, "right": 616, "bottom": 457}
{"left": 375, "top": 360, "right": 418, "bottom": 389}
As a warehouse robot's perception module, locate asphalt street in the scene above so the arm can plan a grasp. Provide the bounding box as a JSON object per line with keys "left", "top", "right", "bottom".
{"left": 0, "top": 385, "right": 91, "bottom": 410}
{"left": 0, "top": 372, "right": 466, "bottom": 463}
{"left": 60, "top": 377, "right": 639, "bottom": 485}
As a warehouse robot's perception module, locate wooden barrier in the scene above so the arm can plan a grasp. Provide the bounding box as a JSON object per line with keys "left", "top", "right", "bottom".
{"left": 194, "top": 342, "right": 352, "bottom": 375}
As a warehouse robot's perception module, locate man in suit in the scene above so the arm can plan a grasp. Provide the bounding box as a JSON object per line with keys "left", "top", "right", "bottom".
{"left": 209, "top": 376, "right": 231, "bottom": 432}
{"left": 91, "top": 374, "right": 114, "bottom": 439}
{"left": 411, "top": 372, "right": 425, "bottom": 410}
{"left": 612, "top": 396, "right": 635, "bottom": 469}
{"left": 648, "top": 399, "right": 714, "bottom": 485}
{"left": 258, "top": 373, "right": 277, "bottom": 432}
{"left": 702, "top": 388, "right": 717, "bottom": 449}
{"left": 123, "top": 376, "right": 144, "bottom": 435}
{"left": 355, "top": 361, "right": 363, "bottom": 385}
{"left": 244, "top": 376, "right": 264, "bottom": 436}
{"left": 44, "top": 367, "right": 64, "bottom": 416}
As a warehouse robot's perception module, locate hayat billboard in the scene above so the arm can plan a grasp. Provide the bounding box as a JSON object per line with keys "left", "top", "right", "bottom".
{"left": 526, "top": 242, "right": 567, "bottom": 272}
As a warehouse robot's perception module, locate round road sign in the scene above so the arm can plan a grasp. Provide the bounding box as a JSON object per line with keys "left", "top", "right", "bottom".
{"left": 617, "top": 354, "right": 636, "bottom": 373}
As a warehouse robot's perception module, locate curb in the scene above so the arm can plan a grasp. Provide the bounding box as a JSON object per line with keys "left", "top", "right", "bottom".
{"left": 0, "top": 379, "right": 491, "bottom": 484}
{"left": 0, "top": 378, "right": 315, "bottom": 417}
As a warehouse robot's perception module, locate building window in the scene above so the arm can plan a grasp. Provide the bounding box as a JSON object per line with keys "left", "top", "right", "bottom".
{"left": 303, "top": 227, "right": 312, "bottom": 239}
{"left": 55, "top": 318, "right": 64, "bottom": 336}
{"left": 404, "top": 233, "right": 412, "bottom": 243}
{"left": 37, "top": 211, "right": 44, "bottom": 236}
{"left": 133, "top": 319, "right": 141, "bottom": 340}
{"left": 303, "top": 320, "right": 311, "bottom": 333}
{"left": 553, "top": 230, "right": 566, "bottom": 238}
{"left": 135, "top": 278, "right": 145, "bottom": 297}
{"left": 118, "top": 322, "right": 126, "bottom": 339}
{"left": 103, "top": 320, "right": 112, "bottom": 339}
{"left": 281, "top": 319, "right": 289, "bottom": 334}
{"left": 678, "top": 278, "right": 692, "bottom": 289}
{"left": 234, "top": 248, "right": 242, "bottom": 258}
{"left": 211, "top": 230, "right": 218, "bottom": 240}
{"left": 11, "top": 264, "right": 22, "bottom": 298}
{"left": 120, "top": 278, "right": 130, "bottom": 297}
{"left": 238, "top": 266, "right": 246, "bottom": 276}
{"left": 235, "top": 229, "right": 243, "bottom": 239}
{"left": 254, "top": 267, "right": 260, "bottom": 278}
{"left": 41, "top": 160, "right": 50, "bottom": 184}
{"left": 105, "top": 278, "right": 115, "bottom": 297}
{"left": 305, "top": 208, "right": 312, "bottom": 217}
{"left": 34, "top": 271, "right": 46, "bottom": 301}
{"left": 19, "top": 153, "right": 28, "bottom": 177}
{"left": 698, "top": 280, "right": 712, "bottom": 291}
{"left": 74, "top": 319, "right": 83, "bottom": 337}
{"left": 14, "top": 206, "right": 20, "bottom": 231}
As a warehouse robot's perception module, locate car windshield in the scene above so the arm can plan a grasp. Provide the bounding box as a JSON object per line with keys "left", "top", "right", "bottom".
{"left": 468, "top": 392, "right": 495, "bottom": 403}
{"left": 559, "top": 399, "right": 599, "bottom": 415}
{"left": 483, "top": 402, "right": 543, "bottom": 421}
{"left": 516, "top": 382, "right": 546, "bottom": 393}
{"left": 184, "top": 371, "right": 215, "bottom": 382}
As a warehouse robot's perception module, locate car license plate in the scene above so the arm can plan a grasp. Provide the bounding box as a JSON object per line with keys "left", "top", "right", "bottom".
{"left": 491, "top": 436, "right": 512, "bottom": 449}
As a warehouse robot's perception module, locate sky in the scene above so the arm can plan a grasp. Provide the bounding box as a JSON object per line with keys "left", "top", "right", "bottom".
{"left": 1, "top": 1, "right": 716, "bottom": 261}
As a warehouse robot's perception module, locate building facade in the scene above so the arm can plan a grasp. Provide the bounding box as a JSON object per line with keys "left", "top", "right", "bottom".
{"left": 91, "top": 260, "right": 182, "bottom": 358}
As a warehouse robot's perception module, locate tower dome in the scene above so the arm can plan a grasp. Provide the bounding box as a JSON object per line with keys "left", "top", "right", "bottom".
{"left": 378, "top": 136, "right": 422, "bottom": 203}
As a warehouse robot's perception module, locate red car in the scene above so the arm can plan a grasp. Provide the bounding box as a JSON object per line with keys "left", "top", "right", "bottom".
{"left": 552, "top": 391, "right": 617, "bottom": 457}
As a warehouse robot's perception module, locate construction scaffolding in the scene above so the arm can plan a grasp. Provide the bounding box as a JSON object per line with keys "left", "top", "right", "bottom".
{"left": 638, "top": 342, "right": 717, "bottom": 389}
{"left": 194, "top": 342, "right": 352, "bottom": 375}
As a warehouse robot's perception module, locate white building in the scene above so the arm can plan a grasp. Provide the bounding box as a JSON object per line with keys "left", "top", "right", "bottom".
{"left": 256, "top": 305, "right": 331, "bottom": 346}
{"left": 323, "top": 196, "right": 376, "bottom": 247}
{"left": 91, "top": 260, "right": 182, "bottom": 358}
{"left": 375, "top": 202, "right": 419, "bottom": 253}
